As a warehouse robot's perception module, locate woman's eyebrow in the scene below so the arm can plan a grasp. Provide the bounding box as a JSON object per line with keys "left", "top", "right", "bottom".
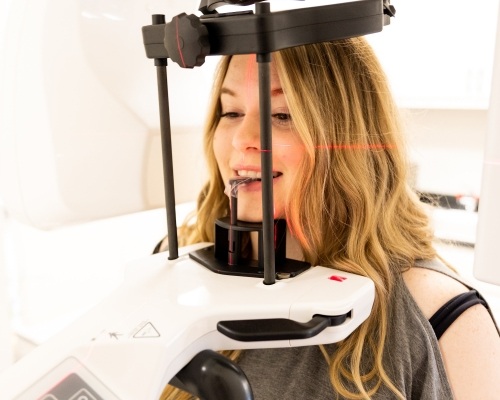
{"left": 220, "top": 87, "right": 284, "bottom": 97}
{"left": 220, "top": 87, "right": 236, "bottom": 96}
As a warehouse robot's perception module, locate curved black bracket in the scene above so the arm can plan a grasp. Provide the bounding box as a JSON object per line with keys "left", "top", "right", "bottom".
{"left": 169, "top": 350, "right": 254, "bottom": 400}
{"left": 189, "top": 218, "right": 310, "bottom": 279}
{"left": 142, "top": 0, "right": 394, "bottom": 68}
{"left": 199, "top": 0, "right": 270, "bottom": 14}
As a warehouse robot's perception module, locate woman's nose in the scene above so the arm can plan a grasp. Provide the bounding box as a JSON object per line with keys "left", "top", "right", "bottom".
{"left": 231, "top": 114, "right": 261, "bottom": 151}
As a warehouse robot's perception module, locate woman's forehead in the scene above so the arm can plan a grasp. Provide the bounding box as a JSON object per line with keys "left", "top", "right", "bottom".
{"left": 223, "top": 54, "right": 281, "bottom": 90}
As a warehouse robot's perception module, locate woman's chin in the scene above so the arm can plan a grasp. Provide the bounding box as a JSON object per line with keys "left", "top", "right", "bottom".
{"left": 236, "top": 208, "right": 284, "bottom": 223}
{"left": 236, "top": 213, "right": 262, "bottom": 223}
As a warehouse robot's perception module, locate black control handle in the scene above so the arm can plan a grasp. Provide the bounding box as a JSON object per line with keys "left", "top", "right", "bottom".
{"left": 170, "top": 350, "right": 254, "bottom": 400}
{"left": 217, "top": 313, "right": 350, "bottom": 342}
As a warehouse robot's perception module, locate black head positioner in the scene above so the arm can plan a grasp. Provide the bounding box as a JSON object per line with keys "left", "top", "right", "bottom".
{"left": 142, "top": 2, "right": 394, "bottom": 399}
{"left": 142, "top": 0, "right": 395, "bottom": 285}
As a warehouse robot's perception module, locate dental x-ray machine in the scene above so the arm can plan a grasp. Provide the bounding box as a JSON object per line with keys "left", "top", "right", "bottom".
{"left": 0, "top": 1, "right": 396, "bottom": 399}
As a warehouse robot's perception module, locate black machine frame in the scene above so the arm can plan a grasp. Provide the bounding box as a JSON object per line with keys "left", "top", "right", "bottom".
{"left": 141, "top": 1, "right": 395, "bottom": 398}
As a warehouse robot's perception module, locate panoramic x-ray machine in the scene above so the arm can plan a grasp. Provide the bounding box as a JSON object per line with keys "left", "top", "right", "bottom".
{"left": 11, "top": 0, "right": 500, "bottom": 398}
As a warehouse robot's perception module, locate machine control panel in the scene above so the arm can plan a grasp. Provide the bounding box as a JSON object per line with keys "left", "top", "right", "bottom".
{"left": 17, "top": 358, "right": 119, "bottom": 400}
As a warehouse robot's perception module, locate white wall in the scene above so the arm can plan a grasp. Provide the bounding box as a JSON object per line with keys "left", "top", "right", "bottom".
{"left": 0, "top": 0, "right": 15, "bottom": 370}
{"left": 0, "top": 204, "right": 14, "bottom": 369}
{"left": 405, "top": 108, "right": 488, "bottom": 197}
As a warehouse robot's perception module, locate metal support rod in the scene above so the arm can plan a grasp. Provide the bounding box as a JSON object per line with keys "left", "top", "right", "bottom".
{"left": 153, "top": 14, "right": 179, "bottom": 260}
{"left": 256, "top": 2, "right": 275, "bottom": 285}
{"left": 228, "top": 179, "right": 240, "bottom": 266}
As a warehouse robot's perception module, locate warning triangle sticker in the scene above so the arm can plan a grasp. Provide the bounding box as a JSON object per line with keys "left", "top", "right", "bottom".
{"left": 133, "top": 322, "right": 160, "bottom": 338}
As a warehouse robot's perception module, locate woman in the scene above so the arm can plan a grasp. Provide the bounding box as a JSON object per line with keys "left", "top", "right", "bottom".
{"left": 160, "top": 37, "right": 500, "bottom": 399}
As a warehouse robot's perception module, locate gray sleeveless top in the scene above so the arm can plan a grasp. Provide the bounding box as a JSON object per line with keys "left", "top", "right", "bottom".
{"left": 237, "top": 259, "right": 497, "bottom": 399}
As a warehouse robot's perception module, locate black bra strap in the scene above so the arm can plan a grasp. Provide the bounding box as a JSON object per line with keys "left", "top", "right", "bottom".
{"left": 429, "top": 290, "right": 487, "bottom": 340}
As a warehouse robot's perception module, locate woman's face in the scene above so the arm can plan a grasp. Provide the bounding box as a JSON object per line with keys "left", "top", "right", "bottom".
{"left": 213, "top": 54, "right": 305, "bottom": 222}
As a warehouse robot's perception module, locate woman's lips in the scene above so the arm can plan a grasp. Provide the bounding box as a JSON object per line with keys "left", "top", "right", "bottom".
{"left": 235, "top": 169, "right": 282, "bottom": 180}
{"left": 233, "top": 173, "right": 283, "bottom": 192}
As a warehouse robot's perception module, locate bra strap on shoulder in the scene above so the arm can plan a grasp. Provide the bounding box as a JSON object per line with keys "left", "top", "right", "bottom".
{"left": 429, "top": 290, "right": 487, "bottom": 340}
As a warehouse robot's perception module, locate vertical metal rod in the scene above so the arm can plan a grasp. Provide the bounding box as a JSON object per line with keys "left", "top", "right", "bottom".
{"left": 256, "top": 2, "right": 275, "bottom": 285}
{"left": 153, "top": 14, "right": 179, "bottom": 260}
{"left": 228, "top": 181, "right": 239, "bottom": 266}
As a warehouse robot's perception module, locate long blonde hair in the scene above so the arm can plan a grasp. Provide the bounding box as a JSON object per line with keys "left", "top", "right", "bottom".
{"left": 162, "top": 37, "right": 436, "bottom": 399}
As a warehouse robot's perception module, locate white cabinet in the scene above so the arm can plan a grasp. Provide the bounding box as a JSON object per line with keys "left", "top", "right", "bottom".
{"left": 367, "top": 0, "right": 499, "bottom": 109}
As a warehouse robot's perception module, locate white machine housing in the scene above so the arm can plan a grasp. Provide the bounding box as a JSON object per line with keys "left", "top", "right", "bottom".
{"left": 474, "top": 2, "right": 500, "bottom": 285}
{"left": 0, "top": 244, "right": 375, "bottom": 400}
{"left": 0, "top": 0, "right": 210, "bottom": 229}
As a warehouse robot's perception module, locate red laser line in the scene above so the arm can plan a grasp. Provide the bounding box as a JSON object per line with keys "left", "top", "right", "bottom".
{"left": 256, "top": 144, "right": 394, "bottom": 152}
{"left": 315, "top": 144, "right": 395, "bottom": 150}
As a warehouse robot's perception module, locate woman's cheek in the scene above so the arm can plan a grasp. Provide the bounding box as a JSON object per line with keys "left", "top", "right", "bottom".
{"left": 275, "top": 142, "right": 304, "bottom": 172}
{"left": 213, "top": 131, "right": 230, "bottom": 181}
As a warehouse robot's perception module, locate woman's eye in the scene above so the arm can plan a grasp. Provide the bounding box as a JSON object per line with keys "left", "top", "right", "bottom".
{"left": 272, "top": 113, "right": 292, "bottom": 126}
{"left": 219, "top": 111, "right": 292, "bottom": 127}
{"left": 220, "top": 111, "right": 241, "bottom": 119}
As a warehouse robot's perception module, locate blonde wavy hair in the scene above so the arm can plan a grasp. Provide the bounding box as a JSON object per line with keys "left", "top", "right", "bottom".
{"left": 162, "top": 37, "right": 436, "bottom": 399}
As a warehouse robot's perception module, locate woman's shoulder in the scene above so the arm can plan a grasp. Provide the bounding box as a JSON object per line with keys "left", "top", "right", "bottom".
{"left": 402, "top": 264, "right": 469, "bottom": 319}
{"left": 402, "top": 261, "right": 500, "bottom": 399}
